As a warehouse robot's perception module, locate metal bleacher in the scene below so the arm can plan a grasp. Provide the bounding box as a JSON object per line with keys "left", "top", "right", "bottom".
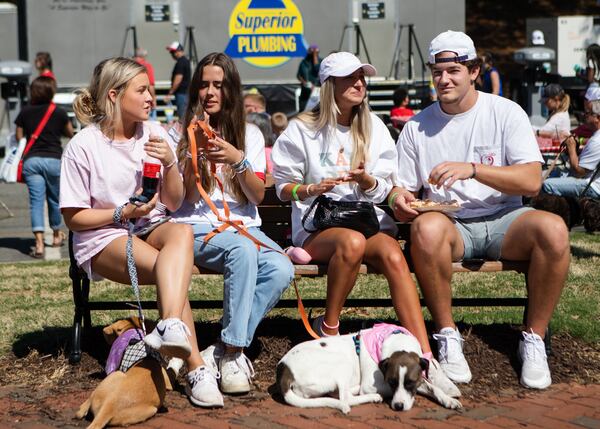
{"left": 54, "top": 78, "right": 432, "bottom": 128}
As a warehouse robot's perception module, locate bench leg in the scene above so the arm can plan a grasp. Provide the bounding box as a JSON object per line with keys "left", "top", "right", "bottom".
{"left": 69, "top": 277, "right": 84, "bottom": 364}
{"left": 544, "top": 326, "right": 552, "bottom": 356}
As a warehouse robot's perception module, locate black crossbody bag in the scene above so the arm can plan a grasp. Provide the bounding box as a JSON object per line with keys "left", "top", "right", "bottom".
{"left": 301, "top": 194, "right": 380, "bottom": 238}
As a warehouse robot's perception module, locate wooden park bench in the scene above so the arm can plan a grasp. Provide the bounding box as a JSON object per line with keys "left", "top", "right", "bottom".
{"left": 68, "top": 187, "right": 543, "bottom": 364}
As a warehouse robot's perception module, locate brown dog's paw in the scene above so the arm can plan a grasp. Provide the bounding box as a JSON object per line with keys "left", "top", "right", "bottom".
{"left": 75, "top": 398, "right": 91, "bottom": 419}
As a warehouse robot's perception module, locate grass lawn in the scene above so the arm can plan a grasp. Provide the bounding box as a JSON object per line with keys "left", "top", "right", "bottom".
{"left": 0, "top": 231, "right": 598, "bottom": 355}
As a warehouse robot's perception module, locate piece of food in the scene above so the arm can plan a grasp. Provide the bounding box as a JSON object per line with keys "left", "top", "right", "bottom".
{"left": 409, "top": 199, "right": 460, "bottom": 208}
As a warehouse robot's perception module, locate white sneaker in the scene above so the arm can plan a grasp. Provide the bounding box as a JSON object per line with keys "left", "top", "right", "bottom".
{"left": 201, "top": 342, "right": 225, "bottom": 375}
{"left": 219, "top": 351, "right": 255, "bottom": 394}
{"left": 427, "top": 358, "right": 462, "bottom": 398}
{"left": 518, "top": 330, "right": 551, "bottom": 389}
{"left": 433, "top": 327, "right": 472, "bottom": 383}
{"left": 144, "top": 318, "right": 192, "bottom": 360}
{"left": 185, "top": 366, "right": 224, "bottom": 408}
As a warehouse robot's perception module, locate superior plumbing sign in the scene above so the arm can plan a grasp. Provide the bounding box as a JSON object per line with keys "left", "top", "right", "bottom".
{"left": 225, "top": 0, "right": 308, "bottom": 68}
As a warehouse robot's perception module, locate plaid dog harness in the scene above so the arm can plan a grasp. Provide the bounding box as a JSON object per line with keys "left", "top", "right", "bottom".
{"left": 105, "top": 329, "right": 162, "bottom": 375}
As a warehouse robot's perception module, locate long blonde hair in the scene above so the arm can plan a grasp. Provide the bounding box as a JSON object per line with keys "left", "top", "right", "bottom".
{"left": 297, "top": 76, "right": 372, "bottom": 168}
{"left": 73, "top": 57, "right": 146, "bottom": 138}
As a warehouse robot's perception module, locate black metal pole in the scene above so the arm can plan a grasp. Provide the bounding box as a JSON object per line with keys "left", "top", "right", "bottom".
{"left": 132, "top": 26, "right": 138, "bottom": 53}
{"left": 408, "top": 25, "right": 413, "bottom": 80}
{"left": 355, "top": 23, "right": 360, "bottom": 56}
{"left": 17, "top": 0, "right": 28, "bottom": 61}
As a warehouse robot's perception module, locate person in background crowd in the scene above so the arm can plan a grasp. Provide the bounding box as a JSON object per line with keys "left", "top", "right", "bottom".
{"left": 16, "top": 76, "right": 73, "bottom": 258}
{"left": 134, "top": 47, "right": 158, "bottom": 121}
{"left": 35, "top": 52, "right": 55, "bottom": 81}
{"left": 533, "top": 83, "right": 571, "bottom": 141}
{"left": 479, "top": 52, "right": 503, "bottom": 96}
{"left": 392, "top": 30, "right": 568, "bottom": 390}
{"left": 243, "top": 92, "right": 267, "bottom": 114}
{"left": 571, "top": 86, "right": 600, "bottom": 139}
{"left": 174, "top": 52, "right": 293, "bottom": 396}
{"left": 390, "top": 87, "right": 415, "bottom": 118}
{"left": 165, "top": 42, "right": 191, "bottom": 120}
{"left": 390, "top": 87, "right": 415, "bottom": 130}
{"left": 60, "top": 57, "right": 223, "bottom": 408}
{"left": 585, "top": 43, "right": 600, "bottom": 86}
{"left": 246, "top": 112, "right": 274, "bottom": 173}
{"left": 541, "top": 97, "right": 600, "bottom": 199}
{"left": 297, "top": 43, "right": 322, "bottom": 111}
{"left": 272, "top": 51, "right": 460, "bottom": 397}
{"left": 271, "top": 112, "right": 288, "bottom": 139}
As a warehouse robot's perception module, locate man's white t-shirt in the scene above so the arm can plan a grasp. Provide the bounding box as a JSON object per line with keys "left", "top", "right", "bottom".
{"left": 272, "top": 112, "right": 397, "bottom": 246}
{"left": 396, "top": 91, "right": 544, "bottom": 219}
{"left": 172, "top": 123, "right": 266, "bottom": 228}
{"left": 578, "top": 129, "right": 600, "bottom": 195}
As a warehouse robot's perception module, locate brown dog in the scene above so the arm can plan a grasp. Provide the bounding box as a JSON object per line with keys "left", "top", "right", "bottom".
{"left": 76, "top": 317, "right": 173, "bottom": 429}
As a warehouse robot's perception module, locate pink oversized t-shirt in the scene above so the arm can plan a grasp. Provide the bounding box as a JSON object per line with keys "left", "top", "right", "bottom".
{"left": 59, "top": 122, "right": 176, "bottom": 280}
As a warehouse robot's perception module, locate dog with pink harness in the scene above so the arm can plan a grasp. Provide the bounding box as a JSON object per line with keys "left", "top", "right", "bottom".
{"left": 277, "top": 323, "right": 462, "bottom": 413}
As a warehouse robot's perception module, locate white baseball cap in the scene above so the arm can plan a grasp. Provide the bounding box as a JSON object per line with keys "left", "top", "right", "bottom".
{"left": 531, "top": 30, "right": 545, "bottom": 46}
{"left": 318, "top": 52, "right": 377, "bottom": 84}
{"left": 166, "top": 41, "right": 183, "bottom": 52}
{"left": 585, "top": 85, "right": 600, "bottom": 101}
{"left": 428, "top": 30, "right": 477, "bottom": 64}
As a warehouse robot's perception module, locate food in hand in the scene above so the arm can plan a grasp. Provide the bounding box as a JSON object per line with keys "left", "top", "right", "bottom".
{"left": 409, "top": 199, "right": 460, "bottom": 208}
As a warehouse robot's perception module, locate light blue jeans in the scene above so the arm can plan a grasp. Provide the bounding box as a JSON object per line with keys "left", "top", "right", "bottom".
{"left": 22, "top": 156, "right": 62, "bottom": 233}
{"left": 192, "top": 224, "right": 294, "bottom": 347}
{"left": 542, "top": 177, "right": 600, "bottom": 199}
{"left": 174, "top": 93, "right": 188, "bottom": 121}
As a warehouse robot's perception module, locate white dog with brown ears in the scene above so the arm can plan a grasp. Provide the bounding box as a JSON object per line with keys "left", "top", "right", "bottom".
{"left": 277, "top": 323, "right": 462, "bottom": 414}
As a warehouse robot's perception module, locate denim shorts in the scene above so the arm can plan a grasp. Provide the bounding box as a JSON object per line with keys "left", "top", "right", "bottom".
{"left": 454, "top": 206, "right": 533, "bottom": 261}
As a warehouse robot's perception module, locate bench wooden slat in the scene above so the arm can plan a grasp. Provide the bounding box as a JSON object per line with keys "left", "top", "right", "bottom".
{"left": 192, "top": 261, "right": 529, "bottom": 277}
{"left": 84, "top": 297, "right": 528, "bottom": 311}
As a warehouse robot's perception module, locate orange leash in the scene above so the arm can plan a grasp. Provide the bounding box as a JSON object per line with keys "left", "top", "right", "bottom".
{"left": 187, "top": 119, "right": 320, "bottom": 339}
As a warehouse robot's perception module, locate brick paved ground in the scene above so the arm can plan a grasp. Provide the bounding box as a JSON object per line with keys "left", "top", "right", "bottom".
{"left": 0, "top": 382, "right": 598, "bottom": 428}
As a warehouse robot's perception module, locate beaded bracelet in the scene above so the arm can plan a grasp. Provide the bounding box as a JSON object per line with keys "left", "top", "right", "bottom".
{"left": 233, "top": 158, "right": 251, "bottom": 174}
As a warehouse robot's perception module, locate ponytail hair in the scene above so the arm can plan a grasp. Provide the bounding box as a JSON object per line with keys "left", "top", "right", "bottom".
{"left": 73, "top": 57, "right": 146, "bottom": 137}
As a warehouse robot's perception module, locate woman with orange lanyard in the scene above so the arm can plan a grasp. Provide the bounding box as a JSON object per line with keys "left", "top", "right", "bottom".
{"left": 173, "top": 52, "right": 293, "bottom": 396}
{"left": 272, "top": 52, "right": 460, "bottom": 395}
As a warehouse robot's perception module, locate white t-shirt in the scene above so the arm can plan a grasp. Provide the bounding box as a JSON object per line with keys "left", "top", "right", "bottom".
{"left": 59, "top": 122, "right": 176, "bottom": 279}
{"left": 396, "top": 91, "right": 544, "bottom": 219}
{"left": 579, "top": 129, "right": 600, "bottom": 195}
{"left": 533, "top": 111, "right": 571, "bottom": 136}
{"left": 172, "top": 123, "right": 266, "bottom": 228}
{"left": 271, "top": 112, "right": 397, "bottom": 247}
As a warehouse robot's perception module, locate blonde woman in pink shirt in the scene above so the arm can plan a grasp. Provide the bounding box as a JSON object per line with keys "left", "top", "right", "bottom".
{"left": 59, "top": 57, "right": 223, "bottom": 408}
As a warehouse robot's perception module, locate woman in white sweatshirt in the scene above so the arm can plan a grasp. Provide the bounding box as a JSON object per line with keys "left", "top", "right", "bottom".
{"left": 272, "top": 52, "right": 431, "bottom": 351}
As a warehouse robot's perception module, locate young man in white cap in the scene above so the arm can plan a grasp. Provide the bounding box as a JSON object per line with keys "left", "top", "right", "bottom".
{"left": 165, "top": 41, "right": 191, "bottom": 120}
{"left": 391, "top": 30, "right": 569, "bottom": 389}
{"left": 541, "top": 88, "right": 600, "bottom": 199}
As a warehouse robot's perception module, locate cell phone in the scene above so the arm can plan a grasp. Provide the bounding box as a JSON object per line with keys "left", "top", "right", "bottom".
{"left": 132, "top": 216, "right": 171, "bottom": 237}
